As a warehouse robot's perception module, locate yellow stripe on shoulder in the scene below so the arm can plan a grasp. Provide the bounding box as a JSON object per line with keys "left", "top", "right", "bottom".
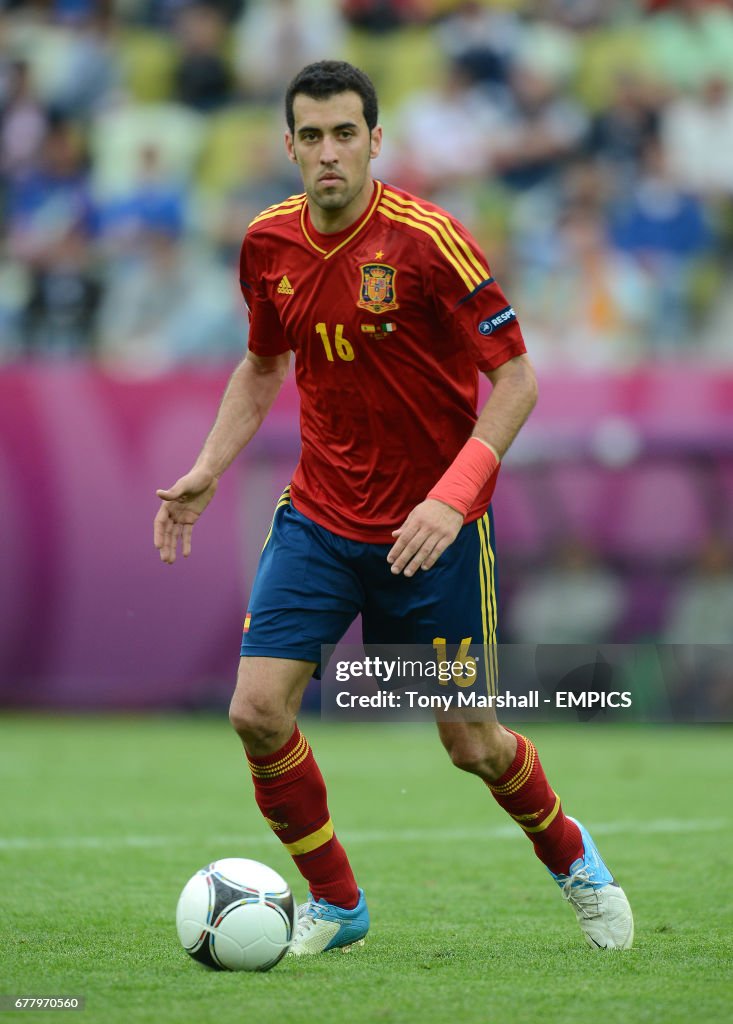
{"left": 378, "top": 203, "right": 476, "bottom": 292}
{"left": 249, "top": 193, "right": 306, "bottom": 228}
{"left": 382, "top": 189, "right": 490, "bottom": 287}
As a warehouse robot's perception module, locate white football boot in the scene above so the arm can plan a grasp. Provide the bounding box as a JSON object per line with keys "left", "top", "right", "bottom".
{"left": 288, "top": 888, "right": 369, "bottom": 956}
{"left": 549, "top": 817, "right": 634, "bottom": 949}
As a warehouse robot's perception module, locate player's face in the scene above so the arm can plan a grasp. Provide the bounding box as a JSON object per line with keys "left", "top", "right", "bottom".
{"left": 286, "top": 91, "right": 382, "bottom": 230}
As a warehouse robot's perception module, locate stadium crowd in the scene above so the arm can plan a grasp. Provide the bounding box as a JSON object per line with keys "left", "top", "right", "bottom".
{"left": 2, "top": 0, "right": 733, "bottom": 369}
{"left": 2, "top": 0, "right": 733, "bottom": 662}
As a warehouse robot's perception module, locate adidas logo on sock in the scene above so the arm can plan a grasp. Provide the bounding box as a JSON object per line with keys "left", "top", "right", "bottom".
{"left": 277, "top": 275, "right": 294, "bottom": 295}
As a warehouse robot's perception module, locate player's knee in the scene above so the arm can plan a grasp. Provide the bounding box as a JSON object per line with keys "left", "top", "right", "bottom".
{"left": 446, "top": 739, "right": 488, "bottom": 775}
{"left": 444, "top": 731, "right": 510, "bottom": 780}
{"left": 228, "top": 695, "right": 281, "bottom": 746}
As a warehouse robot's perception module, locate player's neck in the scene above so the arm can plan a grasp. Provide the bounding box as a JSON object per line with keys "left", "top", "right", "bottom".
{"left": 307, "top": 178, "right": 376, "bottom": 235}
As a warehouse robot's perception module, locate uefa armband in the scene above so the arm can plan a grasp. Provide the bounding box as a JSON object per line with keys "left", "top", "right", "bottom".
{"left": 426, "top": 437, "right": 500, "bottom": 517}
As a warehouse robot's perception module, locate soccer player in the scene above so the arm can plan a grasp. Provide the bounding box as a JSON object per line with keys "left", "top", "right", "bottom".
{"left": 154, "top": 60, "right": 633, "bottom": 954}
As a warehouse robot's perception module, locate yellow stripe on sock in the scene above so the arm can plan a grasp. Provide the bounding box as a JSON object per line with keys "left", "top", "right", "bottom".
{"left": 516, "top": 793, "right": 562, "bottom": 833}
{"left": 248, "top": 734, "right": 309, "bottom": 779}
{"left": 488, "top": 738, "right": 536, "bottom": 796}
{"left": 283, "top": 818, "right": 334, "bottom": 857}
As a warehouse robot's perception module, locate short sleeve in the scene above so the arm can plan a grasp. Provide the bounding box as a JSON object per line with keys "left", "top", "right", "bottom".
{"left": 426, "top": 219, "right": 527, "bottom": 372}
{"left": 239, "top": 233, "right": 290, "bottom": 356}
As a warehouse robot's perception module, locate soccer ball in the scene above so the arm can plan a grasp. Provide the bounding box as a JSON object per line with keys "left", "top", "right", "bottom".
{"left": 176, "top": 858, "right": 295, "bottom": 971}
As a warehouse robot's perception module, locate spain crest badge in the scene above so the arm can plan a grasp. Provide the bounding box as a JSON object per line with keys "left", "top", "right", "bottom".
{"left": 357, "top": 263, "right": 399, "bottom": 314}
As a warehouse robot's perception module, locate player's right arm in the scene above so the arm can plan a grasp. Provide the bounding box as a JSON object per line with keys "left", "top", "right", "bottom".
{"left": 153, "top": 349, "right": 290, "bottom": 564}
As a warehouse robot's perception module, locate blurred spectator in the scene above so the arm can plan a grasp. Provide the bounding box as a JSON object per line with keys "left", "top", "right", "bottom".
{"left": 608, "top": 138, "right": 712, "bottom": 352}
{"left": 661, "top": 75, "right": 733, "bottom": 199}
{"left": 6, "top": 115, "right": 96, "bottom": 268}
{"left": 98, "top": 142, "right": 187, "bottom": 258}
{"left": 644, "top": 0, "right": 733, "bottom": 91}
{"left": 173, "top": 3, "right": 234, "bottom": 111}
{"left": 118, "top": 0, "right": 197, "bottom": 29}
{"left": 89, "top": 99, "right": 204, "bottom": 203}
{"left": 125, "top": 0, "right": 246, "bottom": 27}
{"left": 0, "top": 0, "right": 732, "bottom": 370}
{"left": 50, "top": 6, "right": 122, "bottom": 118}
{"left": 434, "top": 0, "right": 521, "bottom": 89}
{"left": 491, "top": 58, "right": 587, "bottom": 191}
{"left": 513, "top": 201, "right": 650, "bottom": 370}
{"left": 392, "top": 60, "right": 500, "bottom": 194}
{"left": 339, "top": 0, "right": 425, "bottom": 33}
{"left": 0, "top": 59, "right": 48, "bottom": 185}
{"left": 1, "top": 3, "right": 121, "bottom": 119}
{"left": 663, "top": 537, "right": 733, "bottom": 644}
{"left": 22, "top": 226, "right": 101, "bottom": 357}
{"left": 512, "top": 11, "right": 579, "bottom": 89}
{"left": 0, "top": 256, "right": 29, "bottom": 361}
{"left": 585, "top": 72, "right": 662, "bottom": 194}
{"left": 233, "top": 0, "right": 346, "bottom": 102}
{"left": 207, "top": 141, "right": 301, "bottom": 262}
{"left": 507, "top": 541, "right": 626, "bottom": 644}
{"left": 539, "top": 0, "right": 610, "bottom": 32}
{"left": 96, "top": 229, "right": 244, "bottom": 370}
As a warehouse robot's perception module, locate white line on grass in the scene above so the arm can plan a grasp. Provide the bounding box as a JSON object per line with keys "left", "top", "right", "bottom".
{"left": 0, "top": 818, "right": 727, "bottom": 852}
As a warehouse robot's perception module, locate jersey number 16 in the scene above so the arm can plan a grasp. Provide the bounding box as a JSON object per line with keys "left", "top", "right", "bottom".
{"left": 316, "top": 323, "right": 355, "bottom": 362}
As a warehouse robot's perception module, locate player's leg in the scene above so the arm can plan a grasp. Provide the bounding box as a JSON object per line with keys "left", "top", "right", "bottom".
{"left": 436, "top": 715, "right": 585, "bottom": 876}
{"left": 230, "top": 655, "right": 367, "bottom": 929}
{"left": 437, "top": 715, "right": 633, "bottom": 949}
{"left": 230, "top": 656, "right": 359, "bottom": 909}
{"left": 366, "top": 508, "right": 633, "bottom": 948}
{"left": 440, "top": 512, "right": 632, "bottom": 948}
{"left": 232, "top": 492, "right": 369, "bottom": 953}
{"left": 361, "top": 509, "right": 579, "bottom": 864}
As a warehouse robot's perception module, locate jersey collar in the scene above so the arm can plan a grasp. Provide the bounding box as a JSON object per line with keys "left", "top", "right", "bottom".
{"left": 301, "top": 180, "right": 383, "bottom": 260}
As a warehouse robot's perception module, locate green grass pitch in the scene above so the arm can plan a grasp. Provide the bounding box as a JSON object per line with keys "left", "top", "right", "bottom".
{"left": 1, "top": 717, "right": 731, "bottom": 1024}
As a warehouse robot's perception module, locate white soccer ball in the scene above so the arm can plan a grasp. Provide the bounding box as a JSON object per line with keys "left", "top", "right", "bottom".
{"left": 176, "top": 858, "right": 295, "bottom": 971}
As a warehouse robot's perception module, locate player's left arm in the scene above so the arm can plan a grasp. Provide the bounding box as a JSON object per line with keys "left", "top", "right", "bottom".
{"left": 387, "top": 354, "right": 537, "bottom": 577}
{"left": 472, "top": 353, "right": 538, "bottom": 460}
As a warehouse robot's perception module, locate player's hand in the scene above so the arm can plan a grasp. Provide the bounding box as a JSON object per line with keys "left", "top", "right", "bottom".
{"left": 387, "top": 499, "right": 464, "bottom": 577}
{"left": 153, "top": 468, "right": 219, "bottom": 564}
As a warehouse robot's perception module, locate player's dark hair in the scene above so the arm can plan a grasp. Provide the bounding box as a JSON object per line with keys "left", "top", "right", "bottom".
{"left": 285, "top": 61, "right": 379, "bottom": 134}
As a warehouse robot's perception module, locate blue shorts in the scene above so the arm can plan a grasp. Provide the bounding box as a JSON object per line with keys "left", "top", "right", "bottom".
{"left": 241, "top": 487, "right": 499, "bottom": 686}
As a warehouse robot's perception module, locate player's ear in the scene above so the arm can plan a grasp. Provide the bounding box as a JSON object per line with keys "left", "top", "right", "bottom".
{"left": 369, "top": 125, "right": 383, "bottom": 161}
{"left": 285, "top": 131, "right": 298, "bottom": 164}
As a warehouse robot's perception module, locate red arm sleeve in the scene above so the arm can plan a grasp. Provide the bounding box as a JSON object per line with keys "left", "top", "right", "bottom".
{"left": 239, "top": 233, "right": 290, "bottom": 357}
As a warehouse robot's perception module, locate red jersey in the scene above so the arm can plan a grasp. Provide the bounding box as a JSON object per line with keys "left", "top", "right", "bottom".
{"left": 240, "top": 180, "right": 526, "bottom": 543}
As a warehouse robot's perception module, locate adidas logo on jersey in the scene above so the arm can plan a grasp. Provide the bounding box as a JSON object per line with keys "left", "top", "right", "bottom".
{"left": 277, "top": 275, "right": 294, "bottom": 295}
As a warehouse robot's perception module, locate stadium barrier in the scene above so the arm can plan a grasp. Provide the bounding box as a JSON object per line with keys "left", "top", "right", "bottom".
{"left": 0, "top": 364, "right": 731, "bottom": 710}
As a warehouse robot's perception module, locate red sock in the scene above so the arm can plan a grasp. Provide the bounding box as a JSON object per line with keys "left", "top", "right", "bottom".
{"left": 247, "top": 726, "right": 359, "bottom": 909}
{"left": 487, "top": 731, "right": 583, "bottom": 875}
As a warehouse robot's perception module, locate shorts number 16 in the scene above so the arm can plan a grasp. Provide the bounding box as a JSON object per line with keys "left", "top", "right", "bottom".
{"left": 316, "top": 322, "right": 355, "bottom": 362}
